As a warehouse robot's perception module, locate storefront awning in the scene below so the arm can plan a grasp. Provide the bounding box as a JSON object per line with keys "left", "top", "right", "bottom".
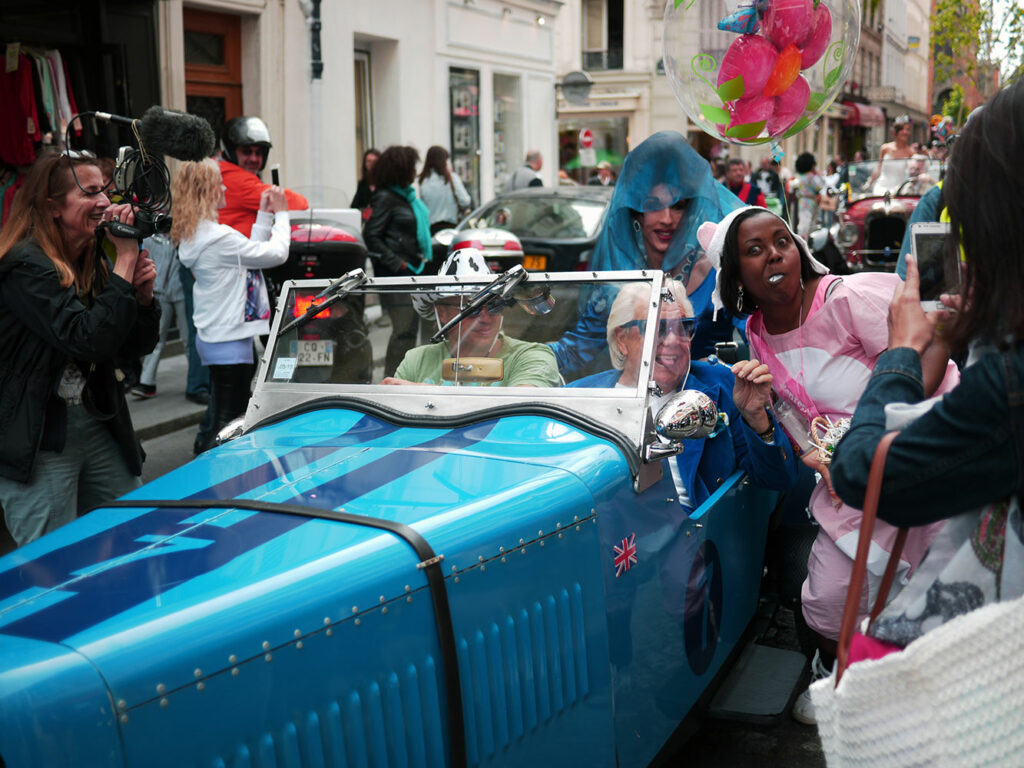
{"left": 842, "top": 102, "right": 887, "bottom": 127}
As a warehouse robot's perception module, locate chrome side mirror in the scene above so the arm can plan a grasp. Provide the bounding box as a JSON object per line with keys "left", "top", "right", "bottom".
{"left": 656, "top": 390, "right": 729, "bottom": 440}
{"left": 214, "top": 417, "right": 245, "bottom": 446}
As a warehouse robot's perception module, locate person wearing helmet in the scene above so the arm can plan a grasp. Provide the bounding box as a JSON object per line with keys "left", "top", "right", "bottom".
{"left": 218, "top": 116, "right": 309, "bottom": 237}
{"left": 381, "top": 248, "right": 560, "bottom": 387}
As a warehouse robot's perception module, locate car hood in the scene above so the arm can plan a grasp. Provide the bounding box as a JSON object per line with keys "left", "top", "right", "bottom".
{"left": 0, "top": 408, "right": 625, "bottom": 707}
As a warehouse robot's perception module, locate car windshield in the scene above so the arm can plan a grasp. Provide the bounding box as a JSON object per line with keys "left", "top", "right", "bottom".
{"left": 256, "top": 271, "right": 670, "bottom": 449}
{"left": 462, "top": 196, "right": 607, "bottom": 239}
{"left": 847, "top": 158, "right": 943, "bottom": 197}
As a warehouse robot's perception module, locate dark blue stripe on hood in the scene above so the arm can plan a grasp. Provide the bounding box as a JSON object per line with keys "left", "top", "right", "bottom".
{"left": 0, "top": 416, "right": 498, "bottom": 643}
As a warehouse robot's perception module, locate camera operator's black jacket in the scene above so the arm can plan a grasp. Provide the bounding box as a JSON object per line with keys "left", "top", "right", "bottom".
{"left": 363, "top": 188, "right": 427, "bottom": 277}
{"left": 0, "top": 239, "right": 160, "bottom": 483}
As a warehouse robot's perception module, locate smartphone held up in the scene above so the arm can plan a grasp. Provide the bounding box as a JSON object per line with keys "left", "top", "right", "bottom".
{"left": 910, "top": 221, "right": 961, "bottom": 312}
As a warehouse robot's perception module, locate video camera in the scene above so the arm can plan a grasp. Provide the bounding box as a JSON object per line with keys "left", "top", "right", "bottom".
{"left": 69, "top": 106, "right": 216, "bottom": 240}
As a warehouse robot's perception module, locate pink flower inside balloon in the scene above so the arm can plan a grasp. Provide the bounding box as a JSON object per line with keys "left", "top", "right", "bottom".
{"left": 765, "top": 0, "right": 814, "bottom": 50}
{"left": 799, "top": 3, "right": 833, "bottom": 69}
{"left": 767, "top": 74, "right": 810, "bottom": 135}
{"left": 717, "top": 34, "right": 777, "bottom": 99}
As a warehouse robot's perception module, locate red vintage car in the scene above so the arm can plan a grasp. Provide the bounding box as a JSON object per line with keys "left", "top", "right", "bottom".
{"left": 834, "top": 157, "right": 943, "bottom": 272}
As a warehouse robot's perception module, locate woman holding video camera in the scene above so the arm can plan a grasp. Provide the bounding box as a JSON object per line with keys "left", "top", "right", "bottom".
{"left": 0, "top": 152, "right": 160, "bottom": 546}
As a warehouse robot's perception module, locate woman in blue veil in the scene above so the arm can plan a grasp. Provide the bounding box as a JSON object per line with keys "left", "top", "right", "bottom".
{"left": 551, "top": 131, "right": 745, "bottom": 379}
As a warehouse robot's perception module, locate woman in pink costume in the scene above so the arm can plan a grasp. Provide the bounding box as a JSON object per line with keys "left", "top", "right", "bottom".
{"left": 699, "top": 206, "right": 959, "bottom": 723}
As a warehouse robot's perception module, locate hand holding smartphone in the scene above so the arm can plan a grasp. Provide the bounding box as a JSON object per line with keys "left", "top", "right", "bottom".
{"left": 270, "top": 165, "right": 280, "bottom": 187}
{"left": 910, "top": 221, "right": 960, "bottom": 311}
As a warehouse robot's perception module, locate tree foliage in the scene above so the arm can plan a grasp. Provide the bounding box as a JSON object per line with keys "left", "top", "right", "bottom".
{"left": 932, "top": 0, "right": 1024, "bottom": 91}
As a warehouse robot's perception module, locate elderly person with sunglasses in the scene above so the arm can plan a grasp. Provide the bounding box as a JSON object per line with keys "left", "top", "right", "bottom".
{"left": 0, "top": 152, "right": 159, "bottom": 546}
{"left": 570, "top": 282, "right": 798, "bottom": 511}
{"left": 550, "top": 131, "right": 746, "bottom": 381}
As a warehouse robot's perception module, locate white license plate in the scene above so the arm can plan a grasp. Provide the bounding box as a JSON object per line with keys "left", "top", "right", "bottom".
{"left": 289, "top": 339, "right": 334, "bottom": 366}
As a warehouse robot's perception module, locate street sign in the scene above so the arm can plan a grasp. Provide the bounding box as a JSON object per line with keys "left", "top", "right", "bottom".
{"left": 579, "top": 147, "right": 597, "bottom": 167}
{"left": 580, "top": 128, "right": 594, "bottom": 149}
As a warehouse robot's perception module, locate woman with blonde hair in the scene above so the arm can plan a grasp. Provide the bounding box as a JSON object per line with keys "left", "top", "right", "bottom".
{"left": 0, "top": 152, "right": 159, "bottom": 545}
{"left": 173, "top": 158, "right": 290, "bottom": 451}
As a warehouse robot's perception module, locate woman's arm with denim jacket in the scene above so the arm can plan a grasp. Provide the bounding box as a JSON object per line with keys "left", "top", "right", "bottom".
{"left": 831, "top": 346, "right": 1024, "bottom": 526}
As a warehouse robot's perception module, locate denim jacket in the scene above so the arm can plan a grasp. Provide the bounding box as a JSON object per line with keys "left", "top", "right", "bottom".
{"left": 831, "top": 344, "right": 1024, "bottom": 526}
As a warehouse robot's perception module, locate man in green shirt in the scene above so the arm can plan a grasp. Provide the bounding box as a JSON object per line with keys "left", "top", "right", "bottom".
{"left": 381, "top": 248, "right": 559, "bottom": 387}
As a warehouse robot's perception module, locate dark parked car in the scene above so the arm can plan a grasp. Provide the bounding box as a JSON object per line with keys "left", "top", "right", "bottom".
{"left": 435, "top": 186, "right": 613, "bottom": 272}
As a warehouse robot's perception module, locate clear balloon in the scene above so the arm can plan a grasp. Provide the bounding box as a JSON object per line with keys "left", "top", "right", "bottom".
{"left": 663, "top": 0, "right": 861, "bottom": 145}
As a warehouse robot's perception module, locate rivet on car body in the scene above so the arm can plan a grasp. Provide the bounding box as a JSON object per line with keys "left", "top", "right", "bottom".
{"left": 404, "top": 585, "right": 411, "bottom": 592}
{"left": 232, "top": 667, "right": 240, "bottom": 676}
{"left": 323, "top": 617, "right": 331, "bottom": 626}
{"left": 326, "top": 628, "right": 334, "bottom": 636}
{"left": 120, "top": 714, "right": 129, "bottom": 723}
{"left": 229, "top": 654, "right": 238, "bottom": 664}
{"left": 156, "top": 683, "right": 166, "bottom": 694}
{"left": 197, "top": 682, "right": 206, "bottom": 691}
{"left": 193, "top": 668, "right": 202, "bottom": 679}
{"left": 454, "top": 576, "right": 460, "bottom": 583}
{"left": 354, "top": 618, "right": 361, "bottom": 626}
{"left": 117, "top": 699, "right": 127, "bottom": 710}
{"left": 262, "top": 641, "right": 270, "bottom": 651}
{"left": 352, "top": 606, "right": 358, "bottom": 614}
{"left": 294, "top": 629, "right": 301, "bottom": 638}
{"left": 265, "top": 653, "right": 272, "bottom": 662}
{"left": 297, "top": 640, "right": 305, "bottom": 648}
{"left": 160, "top": 697, "right": 169, "bottom": 707}
{"left": 379, "top": 595, "right": 386, "bottom": 604}
{"left": 576, "top": 525, "right": 581, "bottom": 532}
{"left": 478, "top": 555, "right": 484, "bottom": 563}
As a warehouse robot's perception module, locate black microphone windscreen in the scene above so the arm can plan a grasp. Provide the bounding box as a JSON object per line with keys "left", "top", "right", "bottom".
{"left": 138, "top": 106, "right": 216, "bottom": 162}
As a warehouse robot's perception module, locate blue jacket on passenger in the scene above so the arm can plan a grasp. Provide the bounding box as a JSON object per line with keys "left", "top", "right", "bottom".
{"left": 571, "top": 359, "right": 799, "bottom": 510}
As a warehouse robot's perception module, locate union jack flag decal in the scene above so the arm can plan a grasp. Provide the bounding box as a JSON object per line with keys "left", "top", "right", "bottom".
{"left": 613, "top": 533, "right": 638, "bottom": 578}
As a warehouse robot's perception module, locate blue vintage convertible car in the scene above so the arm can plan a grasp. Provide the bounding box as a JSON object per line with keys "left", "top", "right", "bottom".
{"left": 0, "top": 269, "right": 804, "bottom": 767}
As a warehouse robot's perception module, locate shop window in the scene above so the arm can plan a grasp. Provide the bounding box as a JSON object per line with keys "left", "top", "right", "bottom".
{"left": 183, "top": 8, "right": 242, "bottom": 145}
{"left": 449, "top": 68, "right": 480, "bottom": 205}
{"left": 493, "top": 74, "right": 522, "bottom": 194}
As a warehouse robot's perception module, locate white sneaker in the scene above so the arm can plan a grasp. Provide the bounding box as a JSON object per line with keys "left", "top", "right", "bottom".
{"left": 792, "top": 650, "right": 831, "bottom": 725}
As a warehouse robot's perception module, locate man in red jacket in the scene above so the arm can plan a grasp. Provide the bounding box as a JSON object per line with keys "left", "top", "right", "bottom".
{"left": 218, "top": 116, "right": 308, "bottom": 237}
{"left": 721, "top": 158, "right": 767, "bottom": 208}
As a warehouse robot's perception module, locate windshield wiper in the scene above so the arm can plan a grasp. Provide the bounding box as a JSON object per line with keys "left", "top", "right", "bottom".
{"left": 429, "top": 264, "right": 528, "bottom": 343}
{"left": 276, "top": 268, "right": 368, "bottom": 337}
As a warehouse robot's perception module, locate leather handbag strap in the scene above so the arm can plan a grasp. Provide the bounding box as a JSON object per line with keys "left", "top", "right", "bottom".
{"left": 835, "top": 430, "right": 905, "bottom": 685}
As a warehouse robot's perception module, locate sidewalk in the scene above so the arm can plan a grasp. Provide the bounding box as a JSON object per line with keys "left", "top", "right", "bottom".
{"left": 127, "top": 352, "right": 207, "bottom": 441}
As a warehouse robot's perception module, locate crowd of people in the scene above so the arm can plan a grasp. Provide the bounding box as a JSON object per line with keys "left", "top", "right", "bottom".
{"left": 0, "top": 74, "right": 1020, "bottom": 745}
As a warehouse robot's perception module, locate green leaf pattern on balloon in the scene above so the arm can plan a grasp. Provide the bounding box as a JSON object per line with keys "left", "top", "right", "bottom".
{"left": 700, "top": 104, "right": 730, "bottom": 124}
{"left": 822, "top": 41, "right": 845, "bottom": 93}
{"left": 717, "top": 76, "right": 745, "bottom": 102}
{"left": 726, "top": 120, "right": 767, "bottom": 140}
{"left": 782, "top": 117, "right": 811, "bottom": 138}
{"left": 675, "top": 0, "right": 696, "bottom": 9}
{"left": 807, "top": 92, "right": 826, "bottom": 112}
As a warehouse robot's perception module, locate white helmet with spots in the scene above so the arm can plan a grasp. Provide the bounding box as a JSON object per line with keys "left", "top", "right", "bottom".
{"left": 411, "top": 247, "right": 492, "bottom": 318}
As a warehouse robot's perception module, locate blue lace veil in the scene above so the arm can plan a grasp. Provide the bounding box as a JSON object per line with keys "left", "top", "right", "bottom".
{"left": 590, "top": 131, "right": 745, "bottom": 286}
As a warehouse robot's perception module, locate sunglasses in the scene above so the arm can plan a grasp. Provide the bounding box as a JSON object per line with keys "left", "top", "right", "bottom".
{"left": 640, "top": 196, "right": 689, "bottom": 214}
{"left": 621, "top": 317, "right": 696, "bottom": 339}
